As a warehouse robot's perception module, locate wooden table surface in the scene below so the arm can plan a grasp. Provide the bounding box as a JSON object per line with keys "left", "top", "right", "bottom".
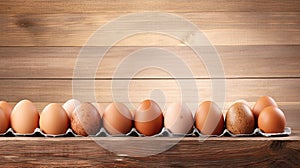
{"left": 0, "top": 0, "right": 299, "bottom": 167}
{"left": 0, "top": 131, "right": 299, "bottom": 167}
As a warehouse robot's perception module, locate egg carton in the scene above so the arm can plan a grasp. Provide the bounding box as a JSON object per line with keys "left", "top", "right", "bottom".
{"left": 194, "top": 127, "right": 291, "bottom": 137}
{"left": 0, "top": 127, "right": 291, "bottom": 137}
{"left": 99, "top": 127, "right": 292, "bottom": 137}
{"left": 0, "top": 128, "right": 76, "bottom": 137}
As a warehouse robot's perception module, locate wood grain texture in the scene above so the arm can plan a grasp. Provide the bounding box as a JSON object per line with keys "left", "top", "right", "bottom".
{"left": 0, "top": 46, "right": 299, "bottom": 78}
{"left": 1, "top": 12, "right": 300, "bottom": 46}
{"left": 0, "top": 133, "right": 299, "bottom": 167}
{"left": 1, "top": 0, "right": 300, "bottom": 13}
{"left": 3, "top": 12, "right": 300, "bottom": 30}
{"left": 0, "top": 0, "right": 299, "bottom": 166}
{"left": 0, "top": 79, "right": 299, "bottom": 103}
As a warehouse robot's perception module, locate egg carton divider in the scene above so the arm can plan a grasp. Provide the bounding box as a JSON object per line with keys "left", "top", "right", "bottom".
{"left": 0, "top": 127, "right": 291, "bottom": 137}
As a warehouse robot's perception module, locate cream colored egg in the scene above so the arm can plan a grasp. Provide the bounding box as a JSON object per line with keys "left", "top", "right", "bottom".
{"left": 62, "top": 99, "right": 80, "bottom": 119}
{"left": 164, "top": 102, "right": 194, "bottom": 134}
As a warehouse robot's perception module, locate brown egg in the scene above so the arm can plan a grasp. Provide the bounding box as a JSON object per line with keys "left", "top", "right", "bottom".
{"left": 195, "top": 101, "right": 224, "bottom": 135}
{"left": 164, "top": 102, "right": 194, "bottom": 134}
{"left": 226, "top": 102, "right": 255, "bottom": 134}
{"left": 92, "top": 103, "right": 104, "bottom": 117}
{"left": 70, "top": 102, "right": 101, "bottom": 136}
{"left": 134, "top": 99, "right": 163, "bottom": 136}
{"left": 258, "top": 106, "right": 286, "bottom": 133}
{"left": 40, "top": 103, "right": 69, "bottom": 135}
{"left": 0, "top": 101, "right": 13, "bottom": 126}
{"left": 62, "top": 99, "right": 81, "bottom": 119}
{"left": 253, "top": 96, "right": 278, "bottom": 119}
{"left": 234, "top": 99, "right": 251, "bottom": 108}
{"left": 103, "top": 103, "right": 133, "bottom": 135}
{"left": 11, "top": 100, "right": 39, "bottom": 134}
{"left": 0, "top": 109, "right": 9, "bottom": 133}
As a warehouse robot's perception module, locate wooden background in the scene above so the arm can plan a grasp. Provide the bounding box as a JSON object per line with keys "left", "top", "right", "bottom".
{"left": 0, "top": 0, "right": 299, "bottom": 167}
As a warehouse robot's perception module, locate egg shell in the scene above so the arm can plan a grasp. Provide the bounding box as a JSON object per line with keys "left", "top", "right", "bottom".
{"left": 103, "top": 102, "right": 133, "bottom": 135}
{"left": 258, "top": 106, "right": 286, "bottom": 133}
{"left": 253, "top": 96, "right": 278, "bottom": 119}
{"left": 0, "top": 101, "right": 13, "bottom": 126}
{"left": 40, "top": 103, "right": 69, "bottom": 135}
{"left": 10, "top": 100, "right": 39, "bottom": 134}
{"left": 226, "top": 102, "right": 255, "bottom": 134}
{"left": 234, "top": 99, "right": 251, "bottom": 108}
{"left": 164, "top": 102, "right": 194, "bottom": 134}
{"left": 92, "top": 103, "right": 104, "bottom": 117}
{"left": 62, "top": 99, "right": 81, "bottom": 119}
{"left": 0, "top": 108, "right": 9, "bottom": 133}
{"left": 195, "top": 101, "right": 224, "bottom": 135}
{"left": 134, "top": 99, "right": 163, "bottom": 136}
{"left": 71, "top": 102, "right": 101, "bottom": 136}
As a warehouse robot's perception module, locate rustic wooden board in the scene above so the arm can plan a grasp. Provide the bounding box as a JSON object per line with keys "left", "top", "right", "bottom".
{"left": 0, "top": 79, "right": 299, "bottom": 103}
{"left": 0, "top": 46, "right": 299, "bottom": 78}
{"left": 1, "top": 19, "right": 299, "bottom": 46}
{"left": 1, "top": 0, "right": 300, "bottom": 13}
{"left": 0, "top": 132, "right": 299, "bottom": 167}
{"left": 1, "top": 0, "right": 299, "bottom": 166}
{"left": 3, "top": 12, "right": 300, "bottom": 30}
{"left": 0, "top": 11, "right": 300, "bottom": 46}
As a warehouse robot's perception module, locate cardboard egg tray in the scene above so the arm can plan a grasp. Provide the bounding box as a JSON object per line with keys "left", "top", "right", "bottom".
{"left": 0, "top": 127, "right": 291, "bottom": 137}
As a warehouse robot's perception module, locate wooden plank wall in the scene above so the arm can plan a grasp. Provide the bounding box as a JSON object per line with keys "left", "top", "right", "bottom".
{"left": 0, "top": 0, "right": 299, "bottom": 130}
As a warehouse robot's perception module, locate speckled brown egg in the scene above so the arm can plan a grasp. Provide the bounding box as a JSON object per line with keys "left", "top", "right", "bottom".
{"left": 40, "top": 103, "right": 69, "bottom": 135}
{"left": 164, "top": 102, "right": 194, "bottom": 134}
{"left": 234, "top": 99, "right": 251, "bottom": 108}
{"left": 92, "top": 103, "right": 104, "bottom": 117}
{"left": 253, "top": 96, "right": 278, "bottom": 120}
{"left": 226, "top": 102, "right": 255, "bottom": 134}
{"left": 134, "top": 99, "right": 163, "bottom": 136}
{"left": 195, "top": 101, "right": 224, "bottom": 135}
{"left": 70, "top": 102, "right": 101, "bottom": 136}
{"left": 103, "top": 102, "right": 133, "bottom": 135}
{"left": 10, "top": 100, "right": 39, "bottom": 134}
{"left": 258, "top": 106, "right": 286, "bottom": 133}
